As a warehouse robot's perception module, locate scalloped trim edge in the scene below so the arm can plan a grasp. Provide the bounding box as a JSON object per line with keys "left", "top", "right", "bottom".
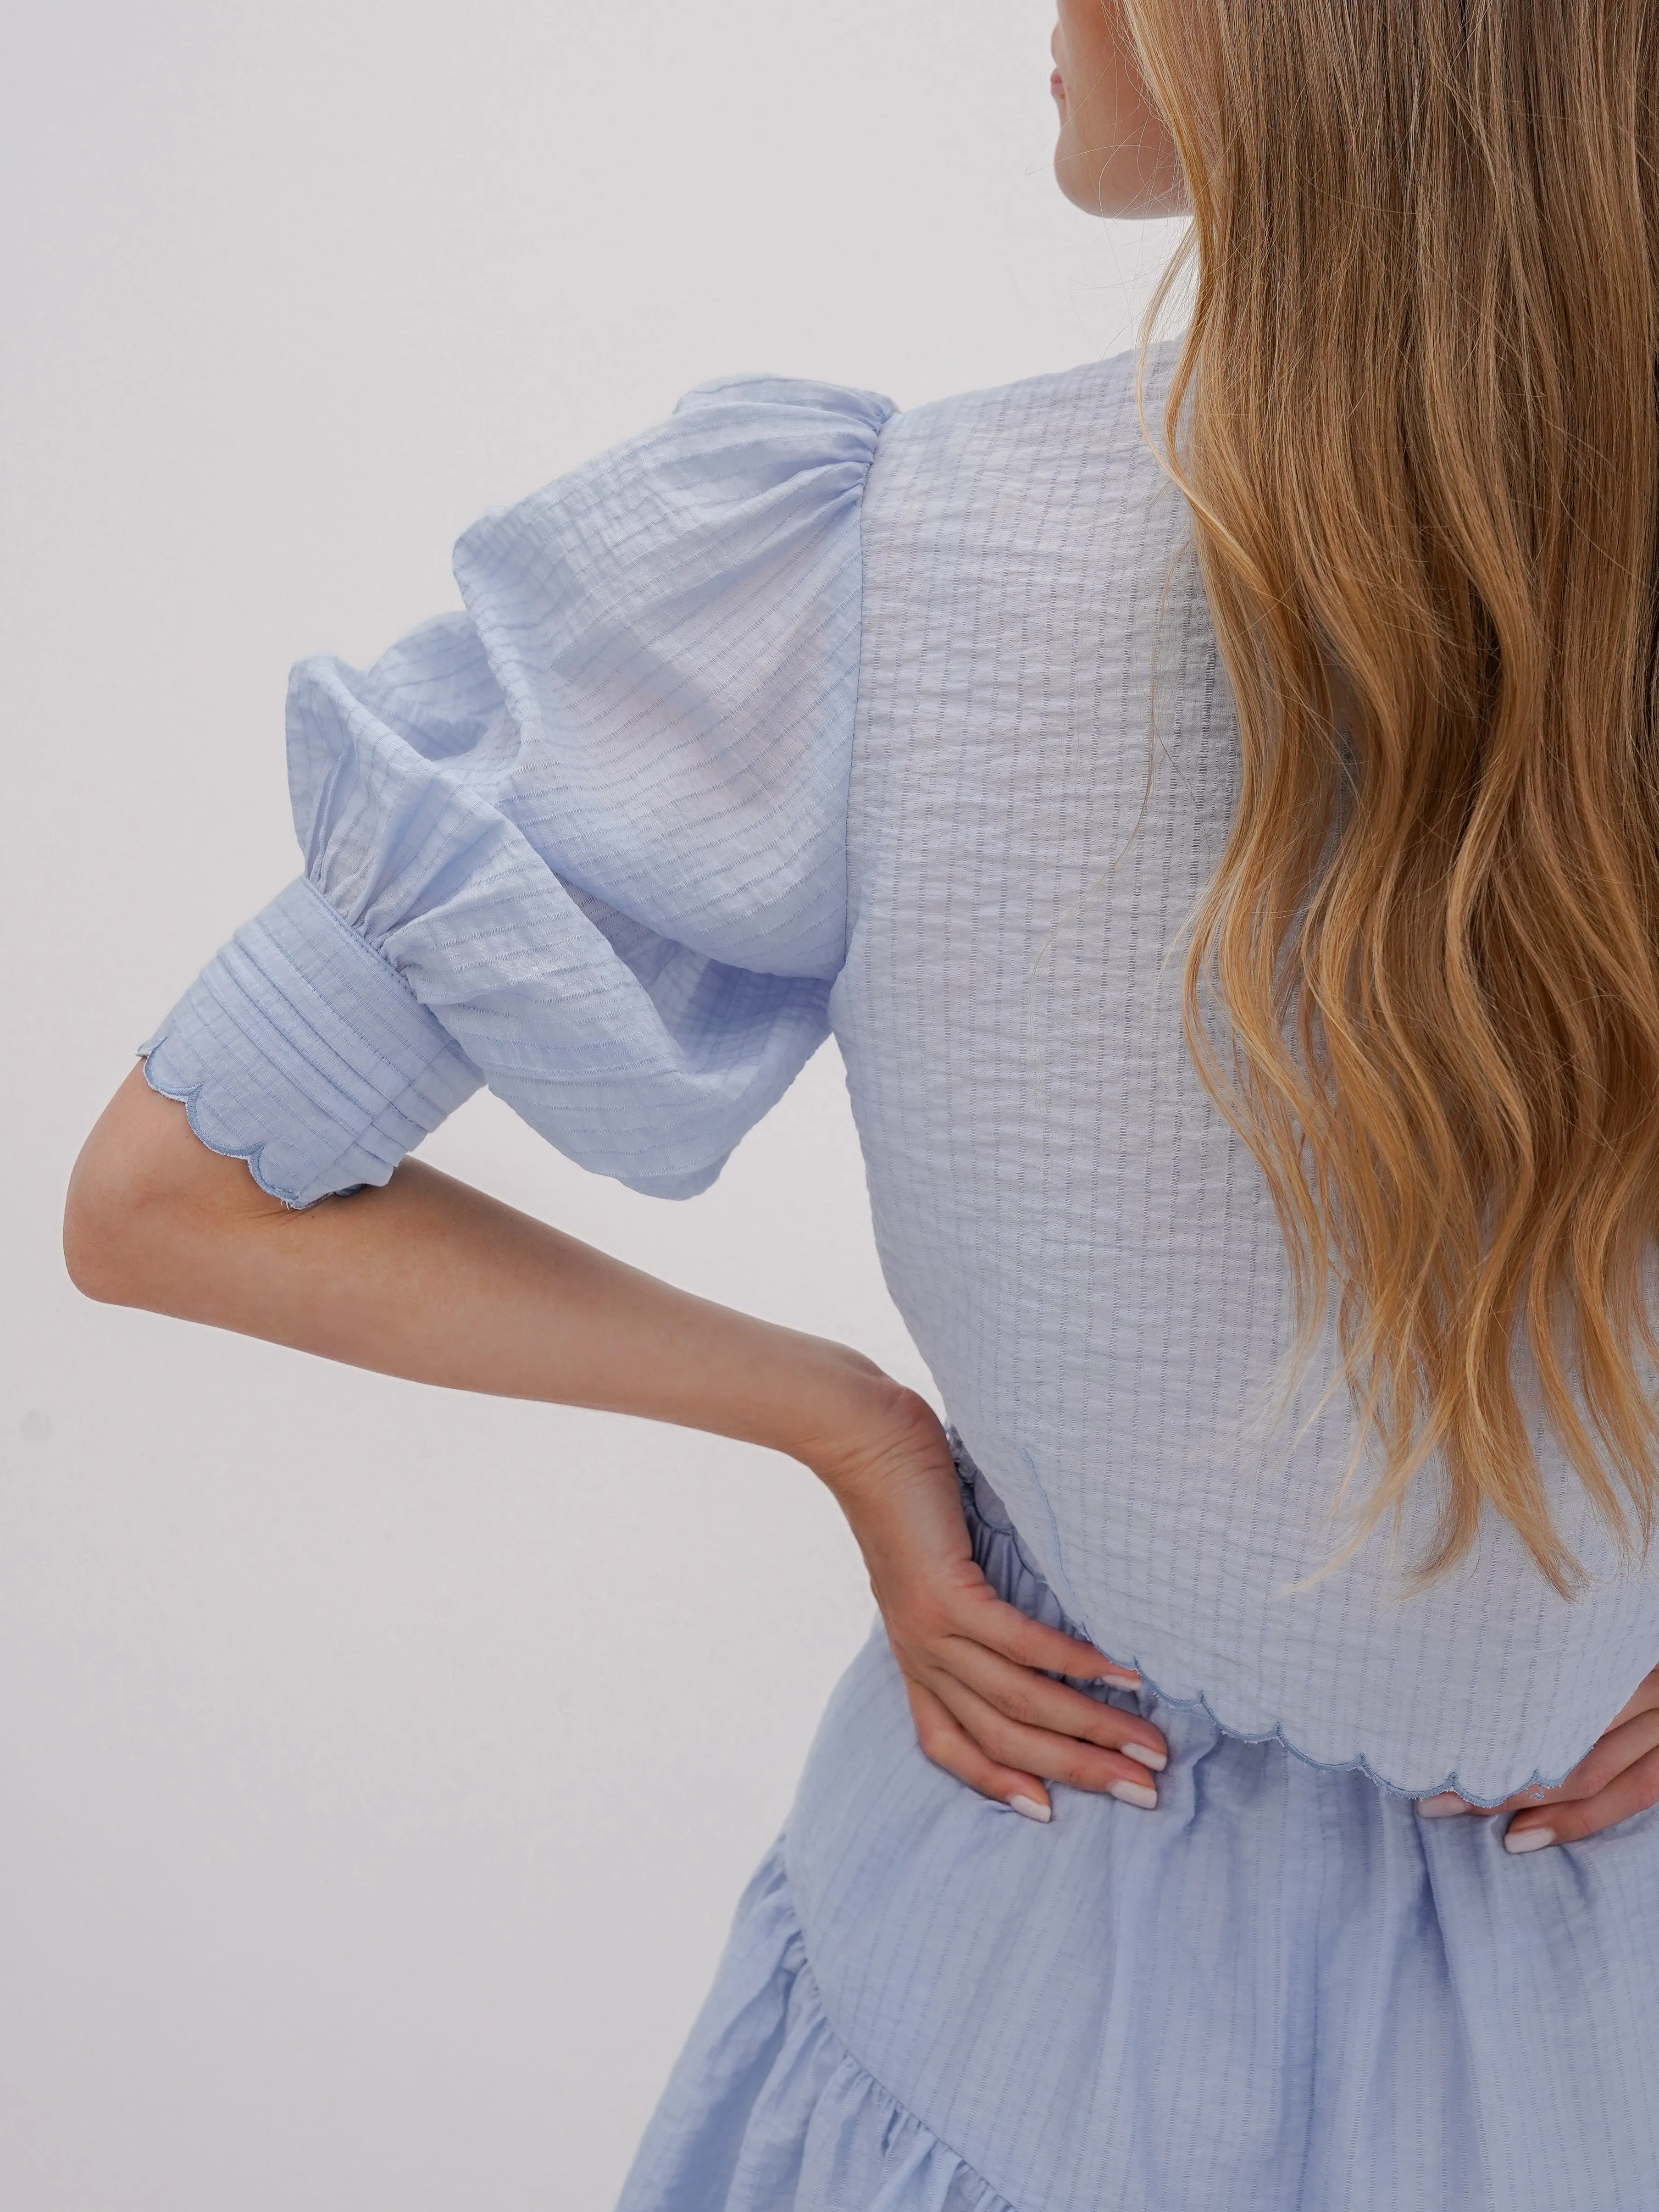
{"left": 1122, "top": 1666, "right": 1576, "bottom": 1813}
{"left": 953, "top": 1443, "right": 1584, "bottom": 1812}
{"left": 139, "top": 1039, "right": 315, "bottom": 1211}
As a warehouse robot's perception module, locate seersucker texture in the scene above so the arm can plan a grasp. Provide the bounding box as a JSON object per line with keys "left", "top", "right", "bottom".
{"left": 139, "top": 348, "right": 1659, "bottom": 2207}
{"left": 144, "top": 348, "right": 1659, "bottom": 1807}
{"left": 617, "top": 1449, "right": 1659, "bottom": 2212}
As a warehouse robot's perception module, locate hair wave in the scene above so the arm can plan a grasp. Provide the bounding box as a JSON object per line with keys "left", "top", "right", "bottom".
{"left": 1125, "top": 0, "right": 1659, "bottom": 1593}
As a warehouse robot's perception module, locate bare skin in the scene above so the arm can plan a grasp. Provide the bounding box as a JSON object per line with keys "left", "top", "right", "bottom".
{"left": 1050, "top": 0, "right": 1187, "bottom": 220}
{"left": 65, "top": 1067, "right": 1168, "bottom": 1821}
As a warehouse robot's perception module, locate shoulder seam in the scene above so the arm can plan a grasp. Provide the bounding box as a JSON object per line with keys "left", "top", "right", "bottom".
{"left": 840, "top": 404, "right": 898, "bottom": 979}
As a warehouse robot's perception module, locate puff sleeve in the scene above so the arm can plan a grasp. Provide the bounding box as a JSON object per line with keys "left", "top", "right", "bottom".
{"left": 138, "top": 375, "right": 895, "bottom": 1204}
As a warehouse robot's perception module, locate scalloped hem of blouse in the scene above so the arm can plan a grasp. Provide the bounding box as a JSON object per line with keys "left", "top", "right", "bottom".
{"left": 949, "top": 1432, "right": 1590, "bottom": 1813}
{"left": 139, "top": 1039, "right": 317, "bottom": 1210}
{"left": 614, "top": 1841, "right": 1014, "bottom": 2212}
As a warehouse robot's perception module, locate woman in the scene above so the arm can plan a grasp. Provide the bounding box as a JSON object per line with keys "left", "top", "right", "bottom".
{"left": 62, "top": 2, "right": 1659, "bottom": 2204}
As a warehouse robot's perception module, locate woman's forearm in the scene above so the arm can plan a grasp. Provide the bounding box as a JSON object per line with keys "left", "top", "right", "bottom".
{"left": 64, "top": 1064, "right": 1171, "bottom": 1812}
{"left": 63, "top": 1065, "right": 910, "bottom": 1477}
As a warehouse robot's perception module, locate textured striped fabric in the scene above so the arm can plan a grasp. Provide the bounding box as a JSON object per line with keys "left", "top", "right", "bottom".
{"left": 837, "top": 356, "right": 1659, "bottom": 1808}
{"left": 618, "top": 1449, "right": 1659, "bottom": 2212}
{"left": 140, "top": 349, "right": 1659, "bottom": 2202}
{"left": 144, "top": 376, "right": 890, "bottom": 1204}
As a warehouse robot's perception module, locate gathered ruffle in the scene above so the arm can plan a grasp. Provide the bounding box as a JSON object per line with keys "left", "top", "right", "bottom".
{"left": 615, "top": 1844, "right": 1013, "bottom": 2212}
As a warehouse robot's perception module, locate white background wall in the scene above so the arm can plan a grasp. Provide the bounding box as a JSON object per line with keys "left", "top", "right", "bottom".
{"left": 1, "top": 6, "right": 1180, "bottom": 2205}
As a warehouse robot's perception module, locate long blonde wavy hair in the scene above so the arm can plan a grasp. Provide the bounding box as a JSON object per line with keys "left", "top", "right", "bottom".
{"left": 1122, "top": 0, "right": 1659, "bottom": 1594}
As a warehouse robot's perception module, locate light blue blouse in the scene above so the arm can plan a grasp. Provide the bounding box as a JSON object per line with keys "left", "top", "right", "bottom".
{"left": 145, "top": 354, "right": 1659, "bottom": 1810}
{"left": 142, "top": 356, "right": 1659, "bottom": 2208}
{"left": 142, "top": 375, "right": 893, "bottom": 1206}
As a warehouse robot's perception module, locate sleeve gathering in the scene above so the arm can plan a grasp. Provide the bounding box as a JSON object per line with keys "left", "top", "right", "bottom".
{"left": 139, "top": 373, "right": 895, "bottom": 1205}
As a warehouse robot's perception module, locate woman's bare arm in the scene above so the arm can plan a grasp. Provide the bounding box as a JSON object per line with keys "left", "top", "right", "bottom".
{"left": 64, "top": 1064, "right": 904, "bottom": 1464}
{"left": 63, "top": 1064, "right": 1168, "bottom": 1818}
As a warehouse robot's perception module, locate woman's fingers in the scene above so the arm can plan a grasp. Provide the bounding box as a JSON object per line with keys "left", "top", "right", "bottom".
{"left": 1503, "top": 1708, "right": 1659, "bottom": 1851}
{"left": 1415, "top": 1791, "right": 1475, "bottom": 1817}
{"left": 1418, "top": 1701, "right": 1659, "bottom": 1849}
{"left": 1544, "top": 1703, "right": 1659, "bottom": 1804}
{"left": 1505, "top": 1741, "right": 1659, "bottom": 1850}
{"left": 922, "top": 1669, "right": 1161, "bottom": 1803}
{"left": 903, "top": 1675, "right": 1053, "bottom": 1819}
{"left": 1602, "top": 1662, "right": 1659, "bottom": 1733}
{"left": 921, "top": 1632, "right": 1168, "bottom": 1770}
{"left": 954, "top": 1581, "right": 1141, "bottom": 1686}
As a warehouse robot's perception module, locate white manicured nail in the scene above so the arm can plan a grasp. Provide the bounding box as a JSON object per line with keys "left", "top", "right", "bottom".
{"left": 1009, "top": 1795, "right": 1052, "bottom": 1824}
{"left": 1109, "top": 1779, "right": 1158, "bottom": 1810}
{"left": 1504, "top": 1825, "right": 1555, "bottom": 1855}
{"left": 1122, "top": 1742, "right": 1168, "bottom": 1772}
{"left": 1416, "top": 1792, "right": 1468, "bottom": 1818}
{"left": 1093, "top": 1668, "right": 1141, "bottom": 1687}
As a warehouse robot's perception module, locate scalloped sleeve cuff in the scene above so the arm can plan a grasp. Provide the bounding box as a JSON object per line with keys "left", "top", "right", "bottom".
{"left": 139, "top": 876, "right": 483, "bottom": 1208}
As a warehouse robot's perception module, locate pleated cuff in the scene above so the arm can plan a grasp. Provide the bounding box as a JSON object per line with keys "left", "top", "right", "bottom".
{"left": 139, "top": 876, "right": 482, "bottom": 1208}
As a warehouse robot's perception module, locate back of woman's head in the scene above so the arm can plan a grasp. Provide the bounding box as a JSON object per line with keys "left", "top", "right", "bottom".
{"left": 1124, "top": 0, "right": 1659, "bottom": 1591}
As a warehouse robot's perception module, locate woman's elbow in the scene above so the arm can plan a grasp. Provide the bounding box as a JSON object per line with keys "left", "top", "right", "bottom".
{"left": 62, "top": 1062, "right": 257, "bottom": 1307}
{"left": 64, "top": 1067, "right": 168, "bottom": 1303}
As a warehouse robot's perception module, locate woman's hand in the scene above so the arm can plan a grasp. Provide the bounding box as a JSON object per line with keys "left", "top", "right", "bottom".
{"left": 1417, "top": 1665, "right": 1659, "bottom": 1852}
{"left": 807, "top": 1385, "right": 1167, "bottom": 1823}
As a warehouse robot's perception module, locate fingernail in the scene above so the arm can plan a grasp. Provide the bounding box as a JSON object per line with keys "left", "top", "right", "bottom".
{"left": 1504, "top": 1824, "right": 1555, "bottom": 1855}
{"left": 1109, "top": 1778, "right": 1158, "bottom": 1810}
{"left": 1093, "top": 1668, "right": 1141, "bottom": 1687}
{"left": 1121, "top": 1741, "right": 1168, "bottom": 1772}
{"left": 1008, "top": 1794, "right": 1052, "bottom": 1824}
{"left": 1416, "top": 1792, "right": 1468, "bottom": 1818}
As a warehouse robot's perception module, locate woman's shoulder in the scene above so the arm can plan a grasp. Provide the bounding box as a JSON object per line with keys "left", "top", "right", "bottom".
{"left": 447, "top": 348, "right": 1175, "bottom": 591}
{"left": 876, "top": 339, "right": 1175, "bottom": 461}
{"left": 849, "top": 341, "right": 1186, "bottom": 568}
{"left": 854, "top": 342, "right": 1183, "bottom": 541}
{"left": 638, "top": 339, "right": 1176, "bottom": 488}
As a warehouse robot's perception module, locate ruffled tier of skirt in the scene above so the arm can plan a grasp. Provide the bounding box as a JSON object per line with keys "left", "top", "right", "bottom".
{"left": 617, "top": 1844, "right": 1011, "bottom": 2212}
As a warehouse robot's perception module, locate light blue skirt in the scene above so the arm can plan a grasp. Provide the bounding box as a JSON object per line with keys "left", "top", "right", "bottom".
{"left": 616, "top": 1452, "right": 1659, "bottom": 2212}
